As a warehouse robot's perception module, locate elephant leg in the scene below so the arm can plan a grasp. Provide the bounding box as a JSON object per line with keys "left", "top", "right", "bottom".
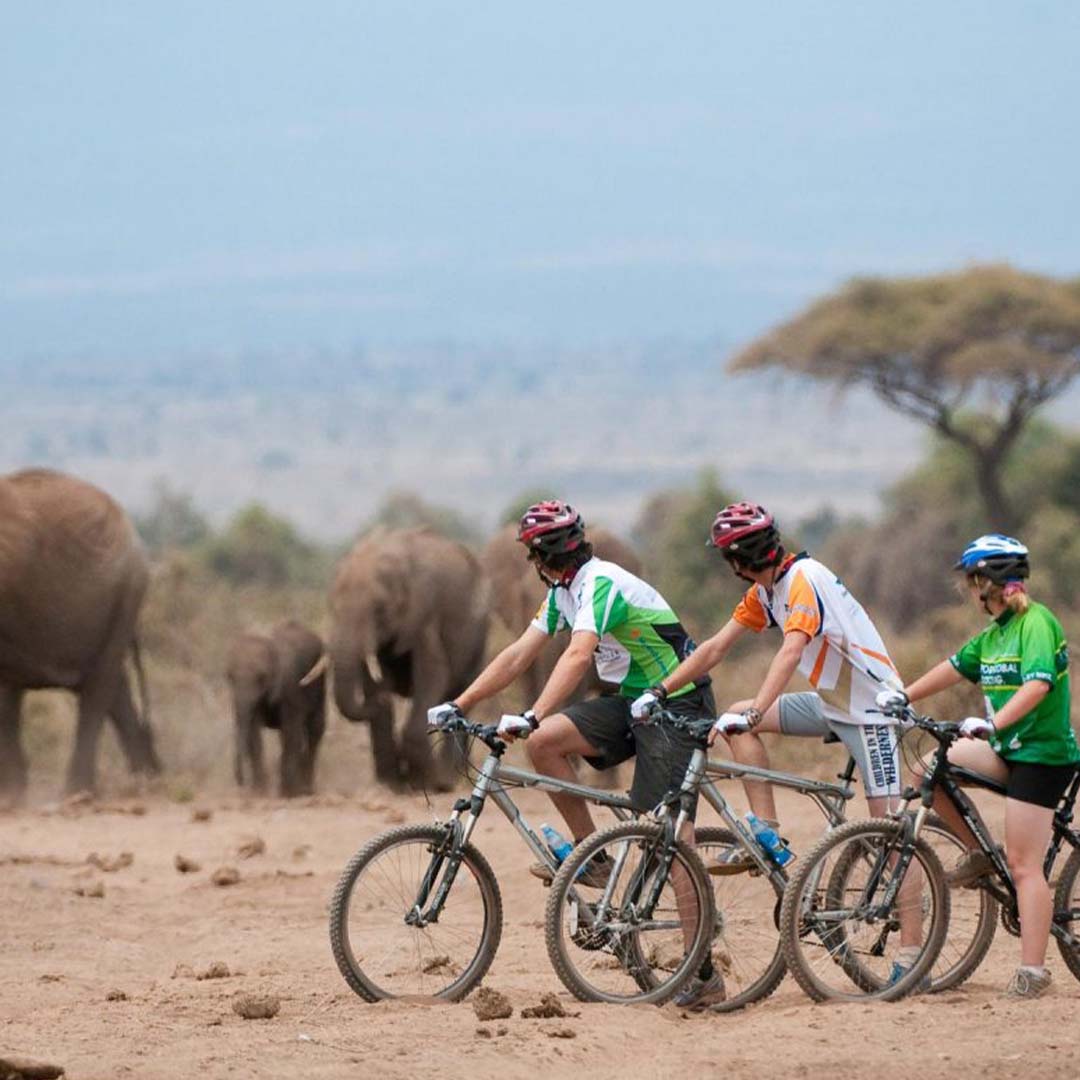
{"left": 278, "top": 708, "right": 307, "bottom": 798}
{"left": 301, "top": 703, "right": 326, "bottom": 795}
{"left": 368, "top": 695, "right": 399, "bottom": 786}
{"left": 108, "top": 670, "right": 160, "bottom": 777}
{"left": 68, "top": 686, "right": 112, "bottom": 795}
{"left": 0, "top": 686, "right": 27, "bottom": 803}
{"left": 246, "top": 709, "right": 268, "bottom": 793}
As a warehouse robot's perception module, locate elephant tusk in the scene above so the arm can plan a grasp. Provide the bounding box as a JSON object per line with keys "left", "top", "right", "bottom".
{"left": 299, "top": 654, "right": 329, "bottom": 687}
{"left": 365, "top": 652, "right": 383, "bottom": 684}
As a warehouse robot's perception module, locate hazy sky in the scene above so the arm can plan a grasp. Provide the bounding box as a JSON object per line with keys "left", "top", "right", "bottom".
{"left": 4, "top": 2, "right": 1078, "bottom": 354}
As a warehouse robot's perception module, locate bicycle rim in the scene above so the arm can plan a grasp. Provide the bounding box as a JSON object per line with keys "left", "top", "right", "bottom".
{"left": 1054, "top": 846, "right": 1080, "bottom": 983}
{"left": 330, "top": 823, "right": 502, "bottom": 1001}
{"left": 545, "top": 820, "right": 714, "bottom": 1005}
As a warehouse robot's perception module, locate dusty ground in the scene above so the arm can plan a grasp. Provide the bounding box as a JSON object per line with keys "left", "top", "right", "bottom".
{"left": 2, "top": 783, "right": 1078, "bottom": 1080}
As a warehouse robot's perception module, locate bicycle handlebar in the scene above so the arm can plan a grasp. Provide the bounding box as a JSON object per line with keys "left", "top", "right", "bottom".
{"left": 634, "top": 707, "right": 715, "bottom": 741}
{"left": 429, "top": 715, "right": 506, "bottom": 752}
{"left": 870, "top": 704, "right": 963, "bottom": 742}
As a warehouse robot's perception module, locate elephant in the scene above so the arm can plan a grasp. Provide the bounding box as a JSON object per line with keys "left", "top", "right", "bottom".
{"left": 481, "top": 523, "right": 643, "bottom": 705}
{"left": 0, "top": 468, "right": 160, "bottom": 799}
{"left": 226, "top": 619, "right": 326, "bottom": 797}
{"left": 326, "top": 527, "right": 490, "bottom": 790}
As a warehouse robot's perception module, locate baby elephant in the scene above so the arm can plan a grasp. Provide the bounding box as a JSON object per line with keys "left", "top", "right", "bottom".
{"left": 226, "top": 620, "right": 326, "bottom": 797}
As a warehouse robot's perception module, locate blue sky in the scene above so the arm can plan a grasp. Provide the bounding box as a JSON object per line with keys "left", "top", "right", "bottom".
{"left": 3, "top": 2, "right": 1078, "bottom": 354}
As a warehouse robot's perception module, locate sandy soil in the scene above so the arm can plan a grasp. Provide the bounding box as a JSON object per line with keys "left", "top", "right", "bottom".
{"left": 2, "top": 783, "right": 1078, "bottom": 1080}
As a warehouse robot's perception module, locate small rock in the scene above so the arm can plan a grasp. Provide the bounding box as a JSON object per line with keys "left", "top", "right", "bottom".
{"left": 232, "top": 993, "right": 280, "bottom": 1020}
{"left": 211, "top": 866, "right": 240, "bottom": 887}
{"left": 544, "top": 1026, "right": 577, "bottom": 1039}
{"left": 38, "top": 974, "right": 63, "bottom": 983}
{"left": 191, "top": 807, "right": 213, "bottom": 822}
{"left": 496, "top": 1026, "right": 509, "bottom": 1037}
{"left": 74, "top": 881, "right": 105, "bottom": 899}
{"left": 87, "top": 851, "right": 133, "bottom": 873}
{"left": 475, "top": 1027, "right": 492, "bottom": 1039}
{"left": 421, "top": 954, "right": 454, "bottom": 975}
{"left": 472, "top": 986, "right": 513, "bottom": 1021}
{"left": 235, "top": 836, "right": 265, "bottom": 859}
{"left": 197, "top": 962, "right": 231, "bottom": 980}
{"left": 174, "top": 854, "right": 201, "bottom": 874}
{"left": 106, "top": 989, "right": 128, "bottom": 1002}
{"left": 521, "top": 993, "right": 575, "bottom": 1019}
{"left": 292, "top": 844, "right": 312, "bottom": 860}
{"left": 172, "top": 963, "right": 195, "bottom": 979}
{"left": 0, "top": 1054, "right": 66, "bottom": 1079}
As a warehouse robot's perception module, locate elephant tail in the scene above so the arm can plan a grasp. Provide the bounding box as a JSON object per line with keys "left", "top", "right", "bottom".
{"left": 300, "top": 653, "right": 330, "bottom": 687}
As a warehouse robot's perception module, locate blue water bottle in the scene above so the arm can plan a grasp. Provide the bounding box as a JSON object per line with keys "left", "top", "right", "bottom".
{"left": 746, "top": 812, "right": 795, "bottom": 867}
{"left": 540, "top": 823, "right": 574, "bottom": 864}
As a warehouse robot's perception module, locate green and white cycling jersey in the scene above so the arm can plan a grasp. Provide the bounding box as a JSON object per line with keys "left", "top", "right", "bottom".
{"left": 950, "top": 601, "right": 1078, "bottom": 766}
{"left": 530, "top": 558, "right": 706, "bottom": 698}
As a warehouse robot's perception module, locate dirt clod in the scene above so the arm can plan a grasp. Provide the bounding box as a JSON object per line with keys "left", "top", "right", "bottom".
{"left": 197, "top": 962, "right": 231, "bottom": 980}
{"left": 232, "top": 993, "right": 280, "bottom": 1020}
{"left": 544, "top": 1026, "right": 577, "bottom": 1039}
{"left": 421, "top": 954, "right": 453, "bottom": 974}
{"left": 106, "top": 989, "right": 128, "bottom": 1001}
{"left": 521, "top": 993, "right": 576, "bottom": 1019}
{"left": 172, "top": 963, "right": 195, "bottom": 979}
{"left": 174, "top": 854, "right": 201, "bottom": 873}
{"left": 235, "top": 836, "right": 265, "bottom": 859}
{"left": 74, "top": 880, "right": 105, "bottom": 899}
{"left": 475, "top": 1026, "right": 492, "bottom": 1038}
{"left": 191, "top": 807, "right": 213, "bottom": 822}
{"left": 472, "top": 986, "right": 513, "bottom": 1021}
{"left": 87, "top": 851, "right": 133, "bottom": 872}
{"left": 0, "top": 1054, "right": 65, "bottom": 1079}
{"left": 211, "top": 866, "right": 240, "bottom": 887}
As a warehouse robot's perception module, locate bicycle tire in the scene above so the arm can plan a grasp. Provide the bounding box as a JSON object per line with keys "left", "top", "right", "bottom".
{"left": 692, "top": 826, "right": 787, "bottom": 1011}
{"left": 779, "top": 817, "right": 950, "bottom": 1002}
{"left": 1053, "top": 845, "right": 1080, "bottom": 983}
{"left": 330, "top": 823, "right": 503, "bottom": 1002}
{"left": 544, "top": 820, "right": 715, "bottom": 1006}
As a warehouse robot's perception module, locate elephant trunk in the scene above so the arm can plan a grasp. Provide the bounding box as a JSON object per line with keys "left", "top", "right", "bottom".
{"left": 331, "top": 633, "right": 383, "bottom": 722}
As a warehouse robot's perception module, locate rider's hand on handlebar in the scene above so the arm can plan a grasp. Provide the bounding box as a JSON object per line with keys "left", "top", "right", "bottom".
{"left": 874, "top": 688, "right": 910, "bottom": 717}
{"left": 709, "top": 711, "right": 753, "bottom": 745}
{"left": 427, "top": 701, "right": 463, "bottom": 730}
{"left": 630, "top": 687, "right": 666, "bottom": 720}
{"left": 959, "top": 716, "right": 995, "bottom": 740}
{"left": 497, "top": 712, "right": 537, "bottom": 741}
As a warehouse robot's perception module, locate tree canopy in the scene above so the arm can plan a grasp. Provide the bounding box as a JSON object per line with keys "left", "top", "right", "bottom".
{"left": 731, "top": 264, "right": 1080, "bottom": 530}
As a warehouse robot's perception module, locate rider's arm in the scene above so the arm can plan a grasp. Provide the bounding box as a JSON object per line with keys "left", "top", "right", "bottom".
{"left": 454, "top": 626, "right": 549, "bottom": 713}
{"left": 531, "top": 630, "right": 599, "bottom": 721}
{"left": 749, "top": 629, "right": 810, "bottom": 717}
{"left": 983, "top": 679, "right": 1050, "bottom": 733}
{"left": 656, "top": 618, "right": 749, "bottom": 696}
{"left": 903, "top": 660, "right": 965, "bottom": 702}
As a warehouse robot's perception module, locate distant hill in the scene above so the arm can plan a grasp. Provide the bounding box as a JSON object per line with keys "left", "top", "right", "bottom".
{"left": 5, "top": 344, "right": 1077, "bottom": 539}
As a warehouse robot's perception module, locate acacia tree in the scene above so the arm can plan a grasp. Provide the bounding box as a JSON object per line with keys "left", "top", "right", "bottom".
{"left": 730, "top": 265, "right": 1080, "bottom": 530}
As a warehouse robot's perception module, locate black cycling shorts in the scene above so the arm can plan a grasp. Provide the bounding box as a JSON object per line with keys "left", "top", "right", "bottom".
{"left": 1005, "top": 760, "right": 1079, "bottom": 809}
{"left": 562, "top": 685, "right": 715, "bottom": 816}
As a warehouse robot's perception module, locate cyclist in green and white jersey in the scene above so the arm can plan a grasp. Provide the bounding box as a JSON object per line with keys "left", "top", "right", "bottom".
{"left": 877, "top": 534, "right": 1078, "bottom": 999}
{"left": 428, "top": 500, "right": 723, "bottom": 1006}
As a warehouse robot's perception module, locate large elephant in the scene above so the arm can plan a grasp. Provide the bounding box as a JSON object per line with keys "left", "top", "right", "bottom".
{"left": 0, "top": 468, "right": 160, "bottom": 798}
{"left": 481, "top": 523, "right": 643, "bottom": 704}
{"left": 328, "top": 527, "right": 489, "bottom": 790}
{"left": 226, "top": 619, "right": 326, "bottom": 797}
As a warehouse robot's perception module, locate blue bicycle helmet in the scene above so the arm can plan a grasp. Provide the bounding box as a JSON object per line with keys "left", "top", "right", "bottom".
{"left": 954, "top": 534, "right": 1030, "bottom": 584}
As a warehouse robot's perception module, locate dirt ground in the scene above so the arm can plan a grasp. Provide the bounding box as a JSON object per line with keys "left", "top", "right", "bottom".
{"left": 2, "top": 782, "right": 1078, "bottom": 1080}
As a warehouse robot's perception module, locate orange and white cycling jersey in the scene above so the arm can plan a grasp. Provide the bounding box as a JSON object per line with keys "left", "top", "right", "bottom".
{"left": 732, "top": 553, "right": 902, "bottom": 726}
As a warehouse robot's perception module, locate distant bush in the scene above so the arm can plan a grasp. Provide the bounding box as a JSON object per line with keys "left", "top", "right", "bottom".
{"left": 363, "top": 490, "right": 480, "bottom": 545}
{"left": 135, "top": 481, "right": 212, "bottom": 553}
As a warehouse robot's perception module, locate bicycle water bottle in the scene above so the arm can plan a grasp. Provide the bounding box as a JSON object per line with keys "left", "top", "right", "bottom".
{"left": 746, "top": 812, "right": 795, "bottom": 868}
{"left": 540, "top": 823, "right": 574, "bottom": 864}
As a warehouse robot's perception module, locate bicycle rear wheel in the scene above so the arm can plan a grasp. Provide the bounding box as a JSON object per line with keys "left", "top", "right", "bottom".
{"left": 330, "top": 823, "right": 503, "bottom": 1002}
{"left": 779, "top": 817, "right": 949, "bottom": 1002}
{"left": 544, "top": 820, "right": 714, "bottom": 1005}
{"left": 1053, "top": 846, "right": 1080, "bottom": 983}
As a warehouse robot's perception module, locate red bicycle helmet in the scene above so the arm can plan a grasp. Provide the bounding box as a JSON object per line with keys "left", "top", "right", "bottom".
{"left": 709, "top": 501, "right": 782, "bottom": 570}
{"left": 517, "top": 500, "right": 586, "bottom": 559}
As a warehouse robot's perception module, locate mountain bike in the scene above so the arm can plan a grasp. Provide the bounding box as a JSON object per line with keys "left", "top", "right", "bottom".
{"left": 328, "top": 713, "right": 714, "bottom": 1004}
{"left": 778, "top": 706, "right": 1080, "bottom": 1001}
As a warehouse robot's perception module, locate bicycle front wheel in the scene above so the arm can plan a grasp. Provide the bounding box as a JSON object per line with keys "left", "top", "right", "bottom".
{"left": 330, "top": 823, "right": 503, "bottom": 1002}
{"left": 779, "top": 817, "right": 950, "bottom": 1002}
{"left": 544, "top": 820, "right": 714, "bottom": 1005}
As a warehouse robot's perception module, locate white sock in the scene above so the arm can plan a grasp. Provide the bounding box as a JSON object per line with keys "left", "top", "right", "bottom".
{"left": 896, "top": 946, "right": 921, "bottom": 967}
{"left": 1019, "top": 965, "right": 1047, "bottom": 977}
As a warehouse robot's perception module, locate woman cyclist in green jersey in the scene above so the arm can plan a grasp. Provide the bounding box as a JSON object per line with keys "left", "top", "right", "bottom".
{"left": 876, "top": 535, "right": 1079, "bottom": 999}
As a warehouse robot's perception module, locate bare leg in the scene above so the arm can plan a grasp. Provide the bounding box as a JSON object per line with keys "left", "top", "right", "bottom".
{"left": 722, "top": 698, "right": 782, "bottom": 823}
{"left": 915, "top": 740, "right": 1008, "bottom": 850}
{"left": 1005, "top": 798, "right": 1055, "bottom": 967}
{"left": 525, "top": 714, "right": 604, "bottom": 841}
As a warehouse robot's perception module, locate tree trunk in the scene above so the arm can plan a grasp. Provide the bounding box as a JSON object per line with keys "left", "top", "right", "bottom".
{"left": 973, "top": 443, "right": 1017, "bottom": 533}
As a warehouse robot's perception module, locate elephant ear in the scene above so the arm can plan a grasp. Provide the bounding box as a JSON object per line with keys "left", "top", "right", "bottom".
{"left": 376, "top": 535, "right": 430, "bottom": 656}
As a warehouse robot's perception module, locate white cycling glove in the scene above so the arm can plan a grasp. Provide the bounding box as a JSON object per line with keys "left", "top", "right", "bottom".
{"left": 874, "top": 688, "right": 910, "bottom": 715}
{"left": 427, "top": 702, "right": 462, "bottom": 730}
{"left": 713, "top": 712, "right": 752, "bottom": 737}
{"left": 960, "top": 716, "right": 995, "bottom": 740}
{"left": 497, "top": 712, "right": 537, "bottom": 740}
{"left": 630, "top": 689, "right": 665, "bottom": 720}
